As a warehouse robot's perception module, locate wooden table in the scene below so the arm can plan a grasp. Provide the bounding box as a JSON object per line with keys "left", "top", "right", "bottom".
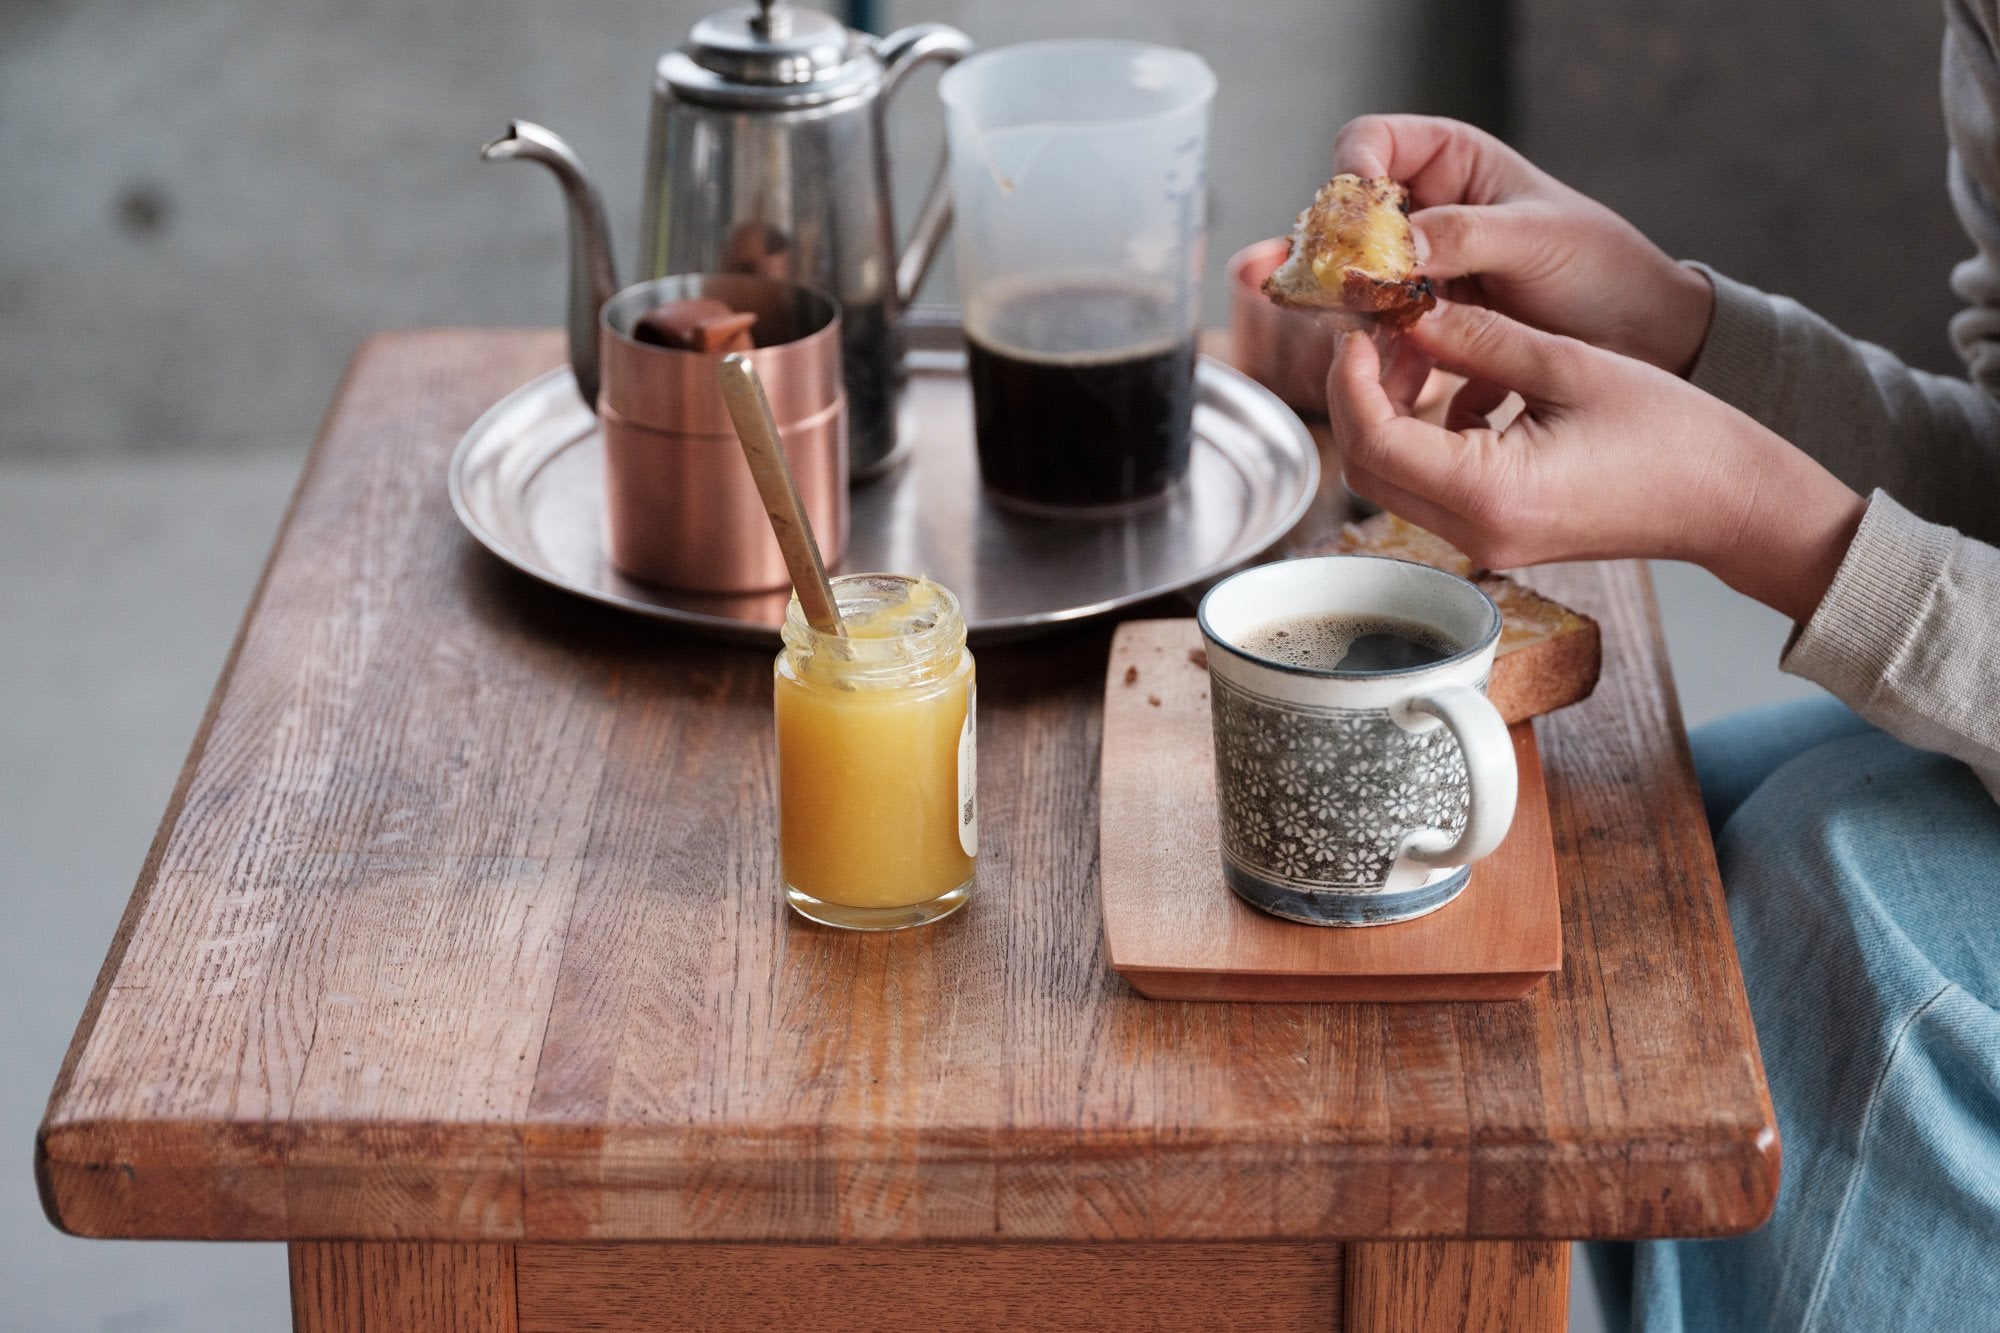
{"left": 38, "top": 331, "right": 1778, "bottom": 1331}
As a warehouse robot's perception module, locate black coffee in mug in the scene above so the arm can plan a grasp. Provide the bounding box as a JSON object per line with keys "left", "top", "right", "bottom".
{"left": 965, "top": 280, "right": 1196, "bottom": 510}
{"left": 1239, "top": 613, "right": 1461, "bottom": 673}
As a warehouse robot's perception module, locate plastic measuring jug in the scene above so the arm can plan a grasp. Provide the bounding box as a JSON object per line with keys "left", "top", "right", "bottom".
{"left": 939, "top": 41, "right": 1216, "bottom": 512}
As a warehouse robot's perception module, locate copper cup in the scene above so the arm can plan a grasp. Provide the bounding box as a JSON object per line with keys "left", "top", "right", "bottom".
{"left": 598, "top": 275, "right": 846, "bottom": 594}
{"left": 1228, "top": 237, "right": 1339, "bottom": 420}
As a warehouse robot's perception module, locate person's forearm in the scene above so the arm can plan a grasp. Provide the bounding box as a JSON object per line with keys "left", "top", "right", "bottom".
{"left": 1621, "top": 261, "right": 1715, "bottom": 380}
{"left": 1700, "top": 440, "right": 1868, "bottom": 624}
{"left": 1779, "top": 496, "right": 2000, "bottom": 792}
{"left": 1690, "top": 270, "right": 2000, "bottom": 547}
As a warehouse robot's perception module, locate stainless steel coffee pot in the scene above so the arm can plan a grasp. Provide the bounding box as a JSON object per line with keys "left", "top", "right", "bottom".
{"left": 484, "top": 1, "right": 972, "bottom": 479}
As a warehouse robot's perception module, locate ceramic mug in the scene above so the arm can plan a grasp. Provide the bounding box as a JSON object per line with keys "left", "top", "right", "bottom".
{"left": 1196, "top": 555, "right": 1518, "bottom": 926}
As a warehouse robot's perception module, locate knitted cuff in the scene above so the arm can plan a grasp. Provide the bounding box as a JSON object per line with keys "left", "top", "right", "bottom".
{"left": 1682, "top": 262, "right": 1785, "bottom": 412}
{"left": 1781, "top": 490, "right": 1957, "bottom": 706}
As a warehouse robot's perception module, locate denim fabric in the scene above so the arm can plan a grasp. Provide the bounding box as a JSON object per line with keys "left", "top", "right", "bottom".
{"left": 1599, "top": 697, "right": 2000, "bottom": 1333}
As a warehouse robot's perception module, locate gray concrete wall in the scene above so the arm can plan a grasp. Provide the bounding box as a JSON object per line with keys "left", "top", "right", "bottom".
{"left": 1, "top": 0, "right": 691, "bottom": 460}
{"left": 1517, "top": 0, "right": 1965, "bottom": 376}
{"left": 0, "top": 0, "right": 1502, "bottom": 461}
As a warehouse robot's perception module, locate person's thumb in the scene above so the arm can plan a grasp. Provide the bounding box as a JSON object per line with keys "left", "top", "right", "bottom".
{"left": 1325, "top": 329, "right": 1398, "bottom": 435}
{"left": 1405, "top": 298, "right": 1585, "bottom": 405}
{"left": 1408, "top": 202, "right": 1562, "bottom": 287}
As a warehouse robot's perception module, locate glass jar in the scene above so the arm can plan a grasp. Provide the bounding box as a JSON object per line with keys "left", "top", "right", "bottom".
{"left": 774, "top": 573, "right": 977, "bottom": 930}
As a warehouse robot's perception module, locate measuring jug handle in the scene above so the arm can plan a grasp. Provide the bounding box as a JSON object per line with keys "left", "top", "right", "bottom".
{"left": 874, "top": 23, "right": 975, "bottom": 309}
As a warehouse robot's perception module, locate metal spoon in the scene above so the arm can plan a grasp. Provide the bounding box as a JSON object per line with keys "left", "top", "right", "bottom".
{"left": 716, "top": 353, "right": 847, "bottom": 636}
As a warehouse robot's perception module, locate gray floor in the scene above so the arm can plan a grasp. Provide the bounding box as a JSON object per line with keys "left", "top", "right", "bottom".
{"left": 0, "top": 447, "right": 1817, "bottom": 1331}
{"left": 4, "top": 452, "right": 303, "bottom": 1332}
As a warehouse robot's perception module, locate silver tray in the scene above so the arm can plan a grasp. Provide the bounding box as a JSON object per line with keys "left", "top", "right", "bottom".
{"left": 449, "top": 315, "right": 1318, "bottom": 643}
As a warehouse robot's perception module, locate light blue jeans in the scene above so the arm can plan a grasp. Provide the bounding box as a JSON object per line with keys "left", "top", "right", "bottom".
{"left": 1594, "top": 696, "right": 2000, "bottom": 1332}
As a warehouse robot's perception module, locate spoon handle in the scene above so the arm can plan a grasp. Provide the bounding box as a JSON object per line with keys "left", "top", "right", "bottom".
{"left": 716, "top": 354, "right": 847, "bottom": 636}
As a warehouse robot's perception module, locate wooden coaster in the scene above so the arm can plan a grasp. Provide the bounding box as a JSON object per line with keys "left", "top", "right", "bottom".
{"left": 1099, "top": 619, "right": 1562, "bottom": 1002}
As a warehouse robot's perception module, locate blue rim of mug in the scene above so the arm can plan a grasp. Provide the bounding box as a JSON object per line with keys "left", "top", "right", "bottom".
{"left": 1224, "top": 861, "right": 1472, "bottom": 926}
{"left": 1197, "top": 554, "right": 1502, "bottom": 681}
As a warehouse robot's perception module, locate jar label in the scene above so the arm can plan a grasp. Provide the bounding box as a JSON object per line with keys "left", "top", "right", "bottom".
{"left": 958, "top": 684, "right": 978, "bottom": 858}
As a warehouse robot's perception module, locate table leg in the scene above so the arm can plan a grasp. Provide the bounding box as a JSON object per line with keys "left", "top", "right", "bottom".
{"left": 1343, "top": 1240, "right": 1569, "bottom": 1332}
{"left": 289, "top": 1241, "right": 519, "bottom": 1333}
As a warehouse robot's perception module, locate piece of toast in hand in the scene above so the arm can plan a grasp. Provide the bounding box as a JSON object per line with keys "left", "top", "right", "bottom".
{"left": 1315, "top": 511, "right": 1602, "bottom": 724}
{"left": 1262, "top": 174, "right": 1437, "bottom": 331}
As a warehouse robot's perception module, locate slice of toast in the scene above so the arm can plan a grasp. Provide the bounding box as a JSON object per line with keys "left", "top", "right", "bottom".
{"left": 1317, "top": 512, "right": 1602, "bottom": 724}
{"left": 1262, "top": 174, "right": 1437, "bottom": 331}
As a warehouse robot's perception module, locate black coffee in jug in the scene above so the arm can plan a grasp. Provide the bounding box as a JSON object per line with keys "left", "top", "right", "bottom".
{"left": 965, "top": 280, "right": 1197, "bottom": 511}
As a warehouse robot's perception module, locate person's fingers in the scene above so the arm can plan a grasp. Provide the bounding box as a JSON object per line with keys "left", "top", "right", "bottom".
{"left": 1329, "top": 333, "right": 1493, "bottom": 521}
{"left": 1341, "top": 459, "right": 1474, "bottom": 552}
{"left": 1325, "top": 330, "right": 1397, "bottom": 434}
{"left": 1332, "top": 115, "right": 1537, "bottom": 208}
{"left": 1444, "top": 376, "right": 1511, "bottom": 432}
{"left": 1411, "top": 368, "right": 1465, "bottom": 425}
{"left": 1405, "top": 299, "right": 1590, "bottom": 406}
{"left": 1332, "top": 115, "right": 1404, "bottom": 180}
{"left": 1377, "top": 333, "right": 1435, "bottom": 415}
{"left": 1406, "top": 201, "right": 1569, "bottom": 286}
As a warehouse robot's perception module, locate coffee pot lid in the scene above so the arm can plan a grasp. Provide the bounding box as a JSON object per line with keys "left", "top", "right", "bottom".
{"left": 663, "top": 1, "right": 876, "bottom": 108}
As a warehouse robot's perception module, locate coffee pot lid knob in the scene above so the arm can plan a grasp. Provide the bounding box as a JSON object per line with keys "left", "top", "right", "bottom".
{"left": 677, "top": 1, "right": 860, "bottom": 95}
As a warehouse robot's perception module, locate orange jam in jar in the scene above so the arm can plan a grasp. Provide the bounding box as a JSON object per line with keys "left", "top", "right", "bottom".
{"left": 774, "top": 573, "right": 976, "bottom": 930}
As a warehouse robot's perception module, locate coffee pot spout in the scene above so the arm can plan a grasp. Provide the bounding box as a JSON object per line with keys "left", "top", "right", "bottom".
{"left": 481, "top": 121, "right": 619, "bottom": 408}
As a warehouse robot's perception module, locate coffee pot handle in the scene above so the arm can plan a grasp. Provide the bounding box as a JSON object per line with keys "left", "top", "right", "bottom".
{"left": 1396, "top": 685, "right": 1519, "bottom": 871}
{"left": 874, "top": 24, "right": 975, "bottom": 309}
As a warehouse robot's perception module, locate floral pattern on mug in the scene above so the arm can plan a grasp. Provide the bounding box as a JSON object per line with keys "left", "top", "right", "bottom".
{"left": 1211, "top": 675, "right": 1470, "bottom": 890}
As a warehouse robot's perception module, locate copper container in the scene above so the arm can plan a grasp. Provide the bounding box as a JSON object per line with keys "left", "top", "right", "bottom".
{"left": 599, "top": 275, "right": 846, "bottom": 594}
{"left": 1228, "top": 236, "right": 1338, "bottom": 420}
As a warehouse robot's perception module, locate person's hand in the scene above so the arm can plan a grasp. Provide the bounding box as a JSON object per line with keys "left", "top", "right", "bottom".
{"left": 1334, "top": 115, "right": 1715, "bottom": 377}
{"left": 1329, "top": 300, "right": 1867, "bottom": 623}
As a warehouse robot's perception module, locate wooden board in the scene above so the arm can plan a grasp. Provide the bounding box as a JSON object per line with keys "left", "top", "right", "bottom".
{"left": 1100, "top": 620, "right": 1561, "bottom": 1002}
{"left": 37, "top": 330, "right": 1778, "bottom": 1246}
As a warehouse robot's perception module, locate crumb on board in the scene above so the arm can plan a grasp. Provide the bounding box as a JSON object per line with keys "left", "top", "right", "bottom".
{"left": 1124, "top": 665, "right": 1140, "bottom": 685}
{"left": 1188, "top": 647, "right": 1208, "bottom": 670}
{"left": 1147, "top": 694, "right": 1162, "bottom": 707}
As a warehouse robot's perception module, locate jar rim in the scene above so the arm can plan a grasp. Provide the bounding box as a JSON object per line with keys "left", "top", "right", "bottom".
{"left": 780, "top": 573, "right": 967, "bottom": 682}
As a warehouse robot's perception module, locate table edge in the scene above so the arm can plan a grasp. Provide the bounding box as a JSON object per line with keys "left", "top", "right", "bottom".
{"left": 38, "top": 1110, "right": 1778, "bottom": 1243}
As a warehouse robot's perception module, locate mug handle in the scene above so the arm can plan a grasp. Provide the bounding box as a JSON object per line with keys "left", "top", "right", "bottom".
{"left": 1396, "top": 685, "right": 1519, "bottom": 870}
{"left": 875, "top": 24, "right": 977, "bottom": 308}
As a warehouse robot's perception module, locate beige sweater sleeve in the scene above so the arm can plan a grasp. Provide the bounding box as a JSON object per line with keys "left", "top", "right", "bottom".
{"left": 1677, "top": 0, "right": 2000, "bottom": 796}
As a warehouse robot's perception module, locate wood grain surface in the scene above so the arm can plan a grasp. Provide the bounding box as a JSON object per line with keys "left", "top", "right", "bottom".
{"left": 512, "top": 1242, "right": 1341, "bottom": 1332}
{"left": 37, "top": 330, "right": 1777, "bottom": 1246}
{"left": 1345, "top": 1240, "right": 1568, "bottom": 1332}
{"left": 291, "top": 1242, "right": 518, "bottom": 1333}
{"left": 1100, "top": 619, "right": 1561, "bottom": 1001}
